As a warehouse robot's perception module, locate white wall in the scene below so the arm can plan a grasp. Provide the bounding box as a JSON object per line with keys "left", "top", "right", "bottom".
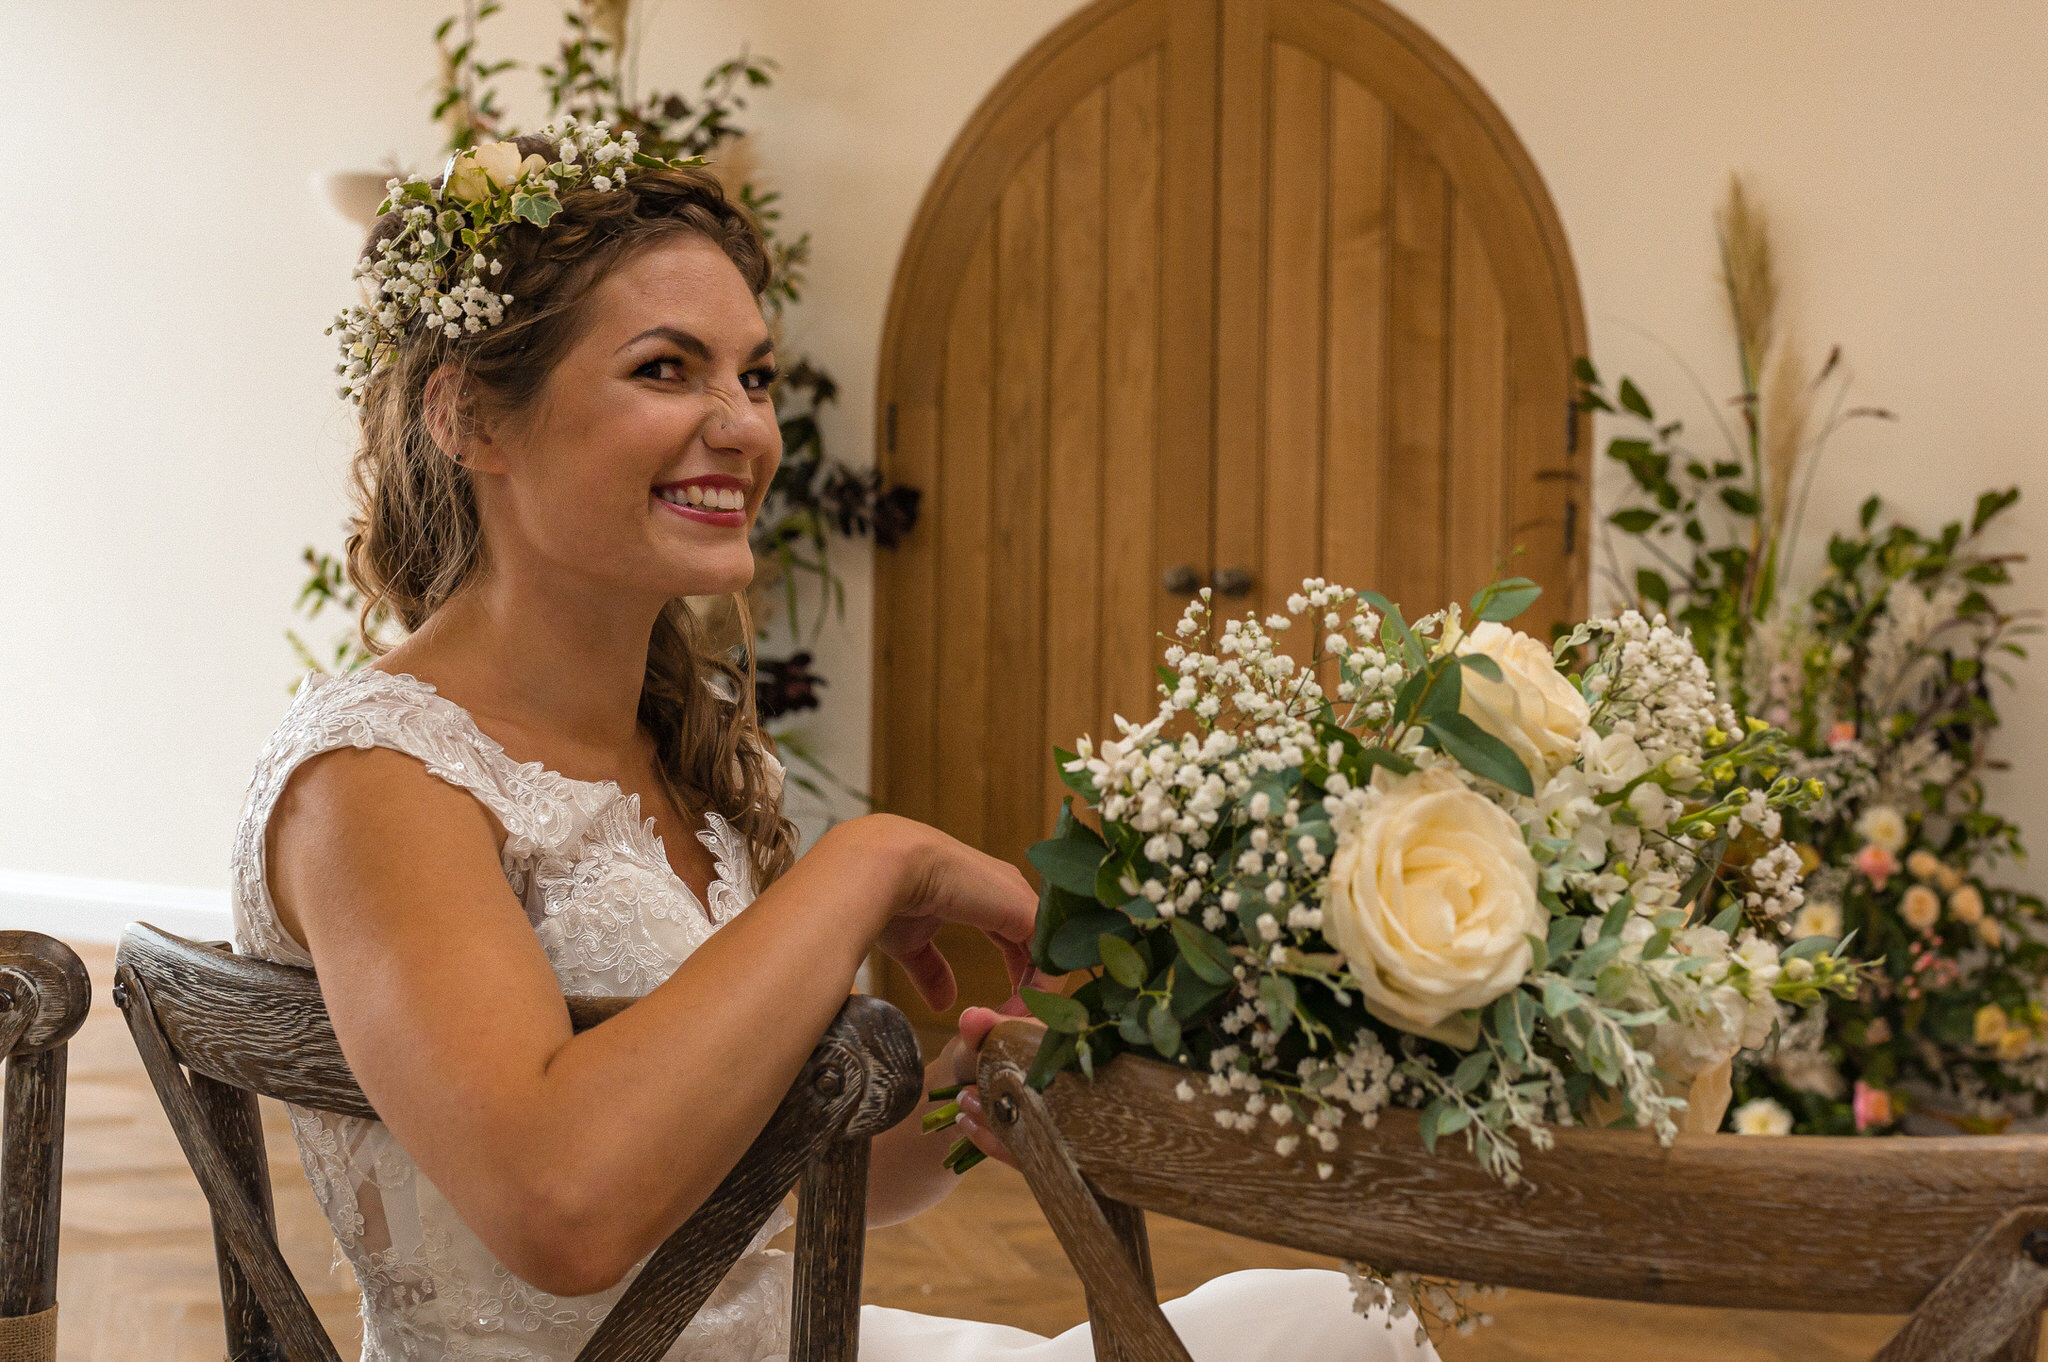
{"left": 4, "top": 1, "right": 2045, "bottom": 935}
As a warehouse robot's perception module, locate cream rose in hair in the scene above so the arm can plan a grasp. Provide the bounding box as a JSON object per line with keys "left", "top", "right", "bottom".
{"left": 446, "top": 140, "right": 545, "bottom": 204}
{"left": 1323, "top": 767, "right": 1544, "bottom": 1048}
{"left": 1456, "top": 621, "right": 1590, "bottom": 785}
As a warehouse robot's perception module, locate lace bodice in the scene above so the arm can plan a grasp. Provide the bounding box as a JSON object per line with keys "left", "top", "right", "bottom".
{"left": 231, "top": 669, "right": 793, "bottom": 1362}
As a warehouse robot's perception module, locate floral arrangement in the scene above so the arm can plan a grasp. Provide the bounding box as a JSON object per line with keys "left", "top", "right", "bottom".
{"left": 328, "top": 117, "right": 690, "bottom": 403}
{"left": 923, "top": 578, "right": 1855, "bottom": 1339}
{"left": 943, "top": 578, "right": 1854, "bottom": 1192}
{"left": 1586, "top": 174, "right": 2043, "bottom": 1135}
{"left": 1725, "top": 497, "right": 2044, "bottom": 1133}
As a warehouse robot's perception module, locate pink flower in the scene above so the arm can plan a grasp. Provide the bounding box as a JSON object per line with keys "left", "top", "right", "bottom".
{"left": 1853, "top": 1081, "right": 1894, "bottom": 1132}
{"left": 1828, "top": 721, "right": 1858, "bottom": 751}
{"left": 1854, "top": 842, "right": 1900, "bottom": 889}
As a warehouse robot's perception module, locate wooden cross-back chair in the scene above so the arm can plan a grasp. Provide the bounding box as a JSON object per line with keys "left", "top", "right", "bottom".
{"left": 979, "top": 1021, "right": 2048, "bottom": 1362}
{"left": 0, "top": 931, "right": 92, "bottom": 1362}
{"left": 114, "top": 923, "right": 923, "bottom": 1362}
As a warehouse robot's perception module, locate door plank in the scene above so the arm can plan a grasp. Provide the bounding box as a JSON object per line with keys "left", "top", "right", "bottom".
{"left": 1382, "top": 120, "right": 1452, "bottom": 620}
{"left": 1211, "top": 0, "right": 1270, "bottom": 620}
{"left": 987, "top": 143, "right": 1055, "bottom": 872}
{"left": 1320, "top": 70, "right": 1390, "bottom": 598}
{"left": 1260, "top": 41, "right": 1329, "bottom": 639}
{"left": 1153, "top": 4, "right": 1220, "bottom": 651}
{"left": 933, "top": 226, "right": 998, "bottom": 854}
{"left": 1045, "top": 87, "right": 1109, "bottom": 795}
{"left": 873, "top": 397, "right": 940, "bottom": 824}
{"left": 1446, "top": 205, "right": 1510, "bottom": 607}
{"left": 1102, "top": 51, "right": 1168, "bottom": 734}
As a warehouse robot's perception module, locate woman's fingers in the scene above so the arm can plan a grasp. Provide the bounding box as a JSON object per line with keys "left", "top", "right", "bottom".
{"left": 896, "top": 940, "right": 958, "bottom": 1012}
{"left": 955, "top": 1087, "right": 1017, "bottom": 1168}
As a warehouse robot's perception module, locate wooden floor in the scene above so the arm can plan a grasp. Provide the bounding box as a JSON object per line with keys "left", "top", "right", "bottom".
{"left": 48, "top": 942, "right": 1919, "bottom": 1360}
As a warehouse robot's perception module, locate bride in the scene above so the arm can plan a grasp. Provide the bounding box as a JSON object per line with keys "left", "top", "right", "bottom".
{"left": 235, "top": 123, "right": 1435, "bottom": 1362}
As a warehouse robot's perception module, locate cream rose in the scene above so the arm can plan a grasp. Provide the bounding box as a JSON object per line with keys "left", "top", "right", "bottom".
{"left": 1457, "top": 621, "right": 1591, "bottom": 785}
{"left": 447, "top": 140, "right": 528, "bottom": 203}
{"left": 1323, "top": 768, "right": 1543, "bottom": 1047}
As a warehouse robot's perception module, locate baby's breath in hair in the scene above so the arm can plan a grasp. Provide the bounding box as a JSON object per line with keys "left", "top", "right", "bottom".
{"left": 326, "top": 116, "right": 700, "bottom": 403}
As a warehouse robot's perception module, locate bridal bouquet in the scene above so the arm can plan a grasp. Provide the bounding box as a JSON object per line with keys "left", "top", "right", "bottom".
{"left": 1009, "top": 578, "right": 1857, "bottom": 1183}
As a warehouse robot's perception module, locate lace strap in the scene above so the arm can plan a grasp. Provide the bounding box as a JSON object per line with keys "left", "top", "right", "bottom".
{"left": 231, "top": 670, "right": 588, "bottom": 963}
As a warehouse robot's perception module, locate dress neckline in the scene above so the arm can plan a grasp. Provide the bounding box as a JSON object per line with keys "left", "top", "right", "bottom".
{"left": 343, "top": 668, "right": 743, "bottom": 924}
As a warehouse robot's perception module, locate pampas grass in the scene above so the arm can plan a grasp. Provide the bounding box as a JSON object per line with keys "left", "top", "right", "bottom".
{"left": 1717, "top": 174, "right": 1778, "bottom": 394}
{"left": 1758, "top": 328, "right": 1811, "bottom": 542}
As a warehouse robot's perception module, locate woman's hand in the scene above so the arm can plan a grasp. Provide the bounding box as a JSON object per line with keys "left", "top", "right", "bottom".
{"left": 838, "top": 815, "right": 1037, "bottom": 1011}
{"left": 944, "top": 987, "right": 1052, "bottom": 1168}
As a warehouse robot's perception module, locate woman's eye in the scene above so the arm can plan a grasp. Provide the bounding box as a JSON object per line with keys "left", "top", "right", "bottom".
{"left": 742, "top": 365, "right": 779, "bottom": 394}
{"left": 636, "top": 356, "right": 686, "bottom": 382}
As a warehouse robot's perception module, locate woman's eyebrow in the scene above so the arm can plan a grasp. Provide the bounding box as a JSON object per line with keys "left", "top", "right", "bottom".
{"left": 616, "top": 326, "right": 775, "bottom": 362}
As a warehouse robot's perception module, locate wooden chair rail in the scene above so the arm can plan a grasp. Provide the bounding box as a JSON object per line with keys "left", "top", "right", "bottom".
{"left": 0, "top": 930, "right": 92, "bottom": 1348}
{"left": 979, "top": 1021, "right": 2048, "bottom": 1362}
{"left": 115, "top": 924, "right": 924, "bottom": 1362}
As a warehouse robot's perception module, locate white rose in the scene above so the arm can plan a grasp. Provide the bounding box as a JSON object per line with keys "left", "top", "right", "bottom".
{"left": 1854, "top": 804, "right": 1908, "bottom": 855}
{"left": 1791, "top": 899, "right": 1842, "bottom": 939}
{"left": 1323, "top": 768, "right": 1543, "bottom": 1047}
{"left": 1732, "top": 1095, "right": 1793, "bottom": 1136}
{"left": 446, "top": 140, "right": 526, "bottom": 203}
{"left": 1457, "top": 622, "right": 1591, "bottom": 785}
{"left": 1579, "top": 729, "right": 1649, "bottom": 790}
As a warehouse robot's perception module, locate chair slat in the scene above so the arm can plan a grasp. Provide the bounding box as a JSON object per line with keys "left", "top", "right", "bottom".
{"left": 982, "top": 1022, "right": 2048, "bottom": 1314}
{"left": 115, "top": 923, "right": 634, "bottom": 1119}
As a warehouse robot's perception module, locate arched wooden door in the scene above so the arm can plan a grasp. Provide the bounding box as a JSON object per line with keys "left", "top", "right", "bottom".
{"left": 872, "top": 0, "right": 1589, "bottom": 1026}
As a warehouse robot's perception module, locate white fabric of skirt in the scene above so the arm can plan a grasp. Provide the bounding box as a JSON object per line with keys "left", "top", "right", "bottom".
{"left": 856, "top": 1268, "right": 1439, "bottom": 1361}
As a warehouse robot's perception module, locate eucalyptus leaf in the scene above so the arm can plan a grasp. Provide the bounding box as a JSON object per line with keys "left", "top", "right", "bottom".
{"left": 1169, "top": 917, "right": 1235, "bottom": 985}
{"left": 1021, "top": 987, "right": 1088, "bottom": 1034}
{"left": 1422, "top": 714, "right": 1534, "bottom": 796}
{"left": 1028, "top": 835, "right": 1109, "bottom": 899}
{"left": 1098, "top": 932, "right": 1149, "bottom": 989}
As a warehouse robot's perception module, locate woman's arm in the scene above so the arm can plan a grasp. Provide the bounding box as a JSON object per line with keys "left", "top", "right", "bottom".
{"left": 267, "top": 745, "right": 1034, "bottom": 1296}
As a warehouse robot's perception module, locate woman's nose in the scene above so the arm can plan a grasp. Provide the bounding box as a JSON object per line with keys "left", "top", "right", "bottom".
{"left": 703, "top": 379, "right": 775, "bottom": 452}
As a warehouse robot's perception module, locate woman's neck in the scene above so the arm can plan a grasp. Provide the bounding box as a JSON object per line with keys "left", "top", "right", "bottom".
{"left": 384, "top": 567, "right": 665, "bottom": 759}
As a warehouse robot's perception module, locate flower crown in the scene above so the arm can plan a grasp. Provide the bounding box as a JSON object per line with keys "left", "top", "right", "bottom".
{"left": 327, "top": 116, "right": 701, "bottom": 404}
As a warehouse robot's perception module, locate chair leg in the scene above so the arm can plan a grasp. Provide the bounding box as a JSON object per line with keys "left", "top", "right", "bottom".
{"left": 791, "top": 1137, "right": 871, "bottom": 1362}
{"left": 0, "top": 1044, "right": 66, "bottom": 1318}
{"left": 117, "top": 968, "right": 341, "bottom": 1362}
{"left": 981, "top": 1064, "right": 1192, "bottom": 1362}
{"left": 190, "top": 1072, "right": 287, "bottom": 1362}
{"left": 1873, "top": 1205, "right": 2048, "bottom": 1362}
{"left": 1085, "top": 1193, "right": 1157, "bottom": 1362}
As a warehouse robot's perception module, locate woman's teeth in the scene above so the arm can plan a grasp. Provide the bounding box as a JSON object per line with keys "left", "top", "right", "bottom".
{"left": 660, "top": 484, "right": 746, "bottom": 512}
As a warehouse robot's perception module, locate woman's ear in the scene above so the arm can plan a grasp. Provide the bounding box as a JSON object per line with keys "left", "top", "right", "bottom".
{"left": 422, "top": 363, "right": 505, "bottom": 472}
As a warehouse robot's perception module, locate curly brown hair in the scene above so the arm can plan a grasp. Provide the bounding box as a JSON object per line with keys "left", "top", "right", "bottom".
{"left": 344, "top": 134, "right": 797, "bottom": 886}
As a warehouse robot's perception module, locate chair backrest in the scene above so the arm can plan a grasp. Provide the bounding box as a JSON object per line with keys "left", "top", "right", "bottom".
{"left": 115, "top": 923, "right": 922, "bottom": 1362}
{"left": 0, "top": 931, "right": 92, "bottom": 1362}
{"left": 979, "top": 1021, "right": 2048, "bottom": 1362}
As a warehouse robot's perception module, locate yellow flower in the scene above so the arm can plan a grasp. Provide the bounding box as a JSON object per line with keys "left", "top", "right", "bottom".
{"left": 1975, "top": 1004, "right": 2010, "bottom": 1047}
{"left": 1999, "top": 1026, "right": 2035, "bottom": 1061}
{"left": 1900, "top": 884, "right": 1941, "bottom": 933}
{"left": 1978, "top": 917, "right": 2005, "bottom": 949}
{"left": 1906, "top": 849, "right": 1944, "bottom": 881}
{"left": 1949, "top": 885, "right": 1986, "bottom": 926}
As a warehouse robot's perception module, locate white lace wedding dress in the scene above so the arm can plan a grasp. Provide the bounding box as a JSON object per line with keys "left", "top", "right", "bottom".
{"left": 231, "top": 669, "right": 1436, "bottom": 1362}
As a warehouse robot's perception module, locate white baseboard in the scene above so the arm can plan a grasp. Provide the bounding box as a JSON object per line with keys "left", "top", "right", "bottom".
{"left": 0, "top": 869, "right": 232, "bottom": 945}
